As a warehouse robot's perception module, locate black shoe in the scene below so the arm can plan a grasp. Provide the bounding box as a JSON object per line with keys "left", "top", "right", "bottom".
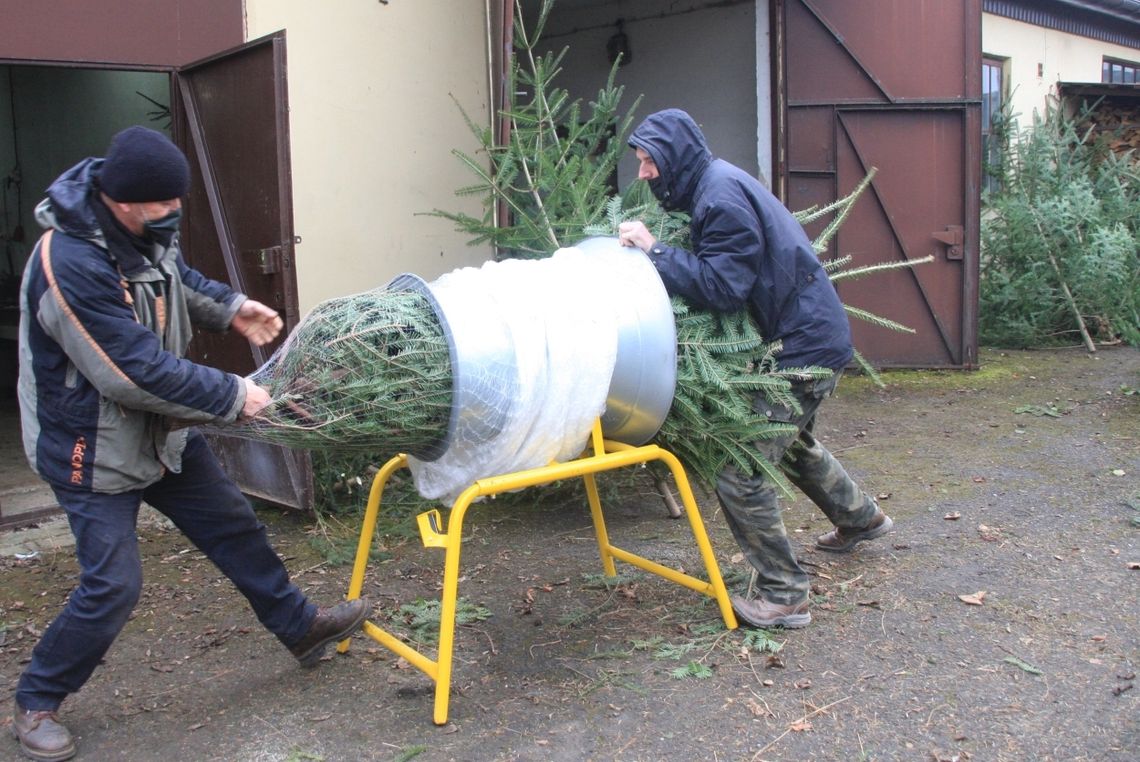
{"left": 288, "top": 598, "right": 369, "bottom": 667}
{"left": 11, "top": 701, "right": 75, "bottom": 761}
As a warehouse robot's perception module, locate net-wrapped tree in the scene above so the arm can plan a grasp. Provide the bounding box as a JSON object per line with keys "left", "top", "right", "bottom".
{"left": 243, "top": 288, "right": 452, "bottom": 458}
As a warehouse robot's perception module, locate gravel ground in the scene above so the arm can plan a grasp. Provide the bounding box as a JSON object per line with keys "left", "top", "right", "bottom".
{"left": 1, "top": 346, "right": 1136, "bottom": 761}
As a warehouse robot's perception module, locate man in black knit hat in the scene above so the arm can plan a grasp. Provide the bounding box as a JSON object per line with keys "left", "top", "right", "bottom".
{"left": 12, "top": 126, "right": 368, "bottom": 761}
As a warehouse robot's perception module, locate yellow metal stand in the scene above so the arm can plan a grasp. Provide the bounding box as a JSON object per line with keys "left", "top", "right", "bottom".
{"left": 336, "top": 419, "right": 738, "bottom": 725}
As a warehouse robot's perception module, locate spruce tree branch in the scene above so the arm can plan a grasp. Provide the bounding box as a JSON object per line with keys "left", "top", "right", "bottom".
{"left": 851, "top": 349, "right": 884, "bottom": 387}
{"left": 810, "top": 168, "right": 878, "bottom": 255}
{"left": 514, "top": 140, "right": 562, "bottom": 249}
{"left": 517, "top": 0, "right": 567, "bottom": 170}
{"left": 830, "top": 255, "right": 935, "bottom": 283}
{"left": 1015, "top": 173, "right": 1097, "bottom": 353}
{"left": 843, "top": 305, "right": 917, "bottom": 334}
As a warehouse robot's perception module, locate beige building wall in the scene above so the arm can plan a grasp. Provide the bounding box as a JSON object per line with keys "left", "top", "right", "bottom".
{"left": 244, "top": 1, "right": 493, "bottom": 312}
{"left": 983, "top": 14, "right": 1140, "bottom": 128}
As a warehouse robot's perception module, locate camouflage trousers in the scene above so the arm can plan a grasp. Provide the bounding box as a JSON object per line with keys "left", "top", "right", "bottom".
{"left": 715, "top": 372, "right": 879, "bottom": 605}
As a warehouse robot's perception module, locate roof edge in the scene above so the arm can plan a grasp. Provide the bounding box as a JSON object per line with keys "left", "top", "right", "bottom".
{"left": 984, "top": 0, "right": 1140, "bottom": 50}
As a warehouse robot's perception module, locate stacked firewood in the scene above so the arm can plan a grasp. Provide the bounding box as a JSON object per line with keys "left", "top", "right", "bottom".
{"left": 1077, "top": 99, "right": 1140, "bottom": 160}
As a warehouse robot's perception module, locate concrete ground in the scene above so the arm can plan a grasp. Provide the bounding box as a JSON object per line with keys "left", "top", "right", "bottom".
{"left": 0, "top": 399, "right": 70, "bottom": 557}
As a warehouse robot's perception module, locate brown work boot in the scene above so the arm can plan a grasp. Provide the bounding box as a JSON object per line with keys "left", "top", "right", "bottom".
{"left": 815, "top": 510, "right": 893, "bottom": 553}
{"left": 730, "top": 595, "right": 811, "bottom": 629}
{"left": 11, "top": 701, "right": 75, "bottom": 762}
{"left": 289, "top": 597, "right": 369, "bottom": 667}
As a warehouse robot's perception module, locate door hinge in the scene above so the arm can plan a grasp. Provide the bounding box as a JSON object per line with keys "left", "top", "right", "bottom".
{"left": 932, "top": 226, "right": 963, "bottom": 260}
{"left": 246, "top": 246, "right": 284, "bottom": 275}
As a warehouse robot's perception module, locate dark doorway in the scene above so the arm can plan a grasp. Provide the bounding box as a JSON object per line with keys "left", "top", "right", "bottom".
{"left": 1, "top": 38, "right": 311, "bottom": 518}
{"left": 0, "top": 63, "right": 171, "bottom": 526}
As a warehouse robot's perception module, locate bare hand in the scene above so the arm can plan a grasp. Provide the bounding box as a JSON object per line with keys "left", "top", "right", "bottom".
{"left": 232, "top": 300, "right": 284, "bottom": 347}
{"left": 618, "top": 220, "right": 657, "bottom": 253}
{"left": 241, "top": 378, "right": 272, "bottom": 419}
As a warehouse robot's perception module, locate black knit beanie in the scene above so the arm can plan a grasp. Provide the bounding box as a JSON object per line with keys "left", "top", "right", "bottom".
{"left": 98, "top": 126, "right": 190, "bottom": 202}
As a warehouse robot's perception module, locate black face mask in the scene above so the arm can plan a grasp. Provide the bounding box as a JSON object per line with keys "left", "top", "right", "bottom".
{"left": 648, "top": 175, "right": 675, "bottom": 210}
{"left": 144, "top": 208, "right": 182, "bottom": 235}
{"left": 139, "top": 208, "right": 181, "bottom": 246}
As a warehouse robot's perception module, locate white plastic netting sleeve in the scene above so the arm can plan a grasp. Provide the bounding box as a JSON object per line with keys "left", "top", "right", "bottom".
{"left": 406, "top": 246, "right": 619, "bottom": 505}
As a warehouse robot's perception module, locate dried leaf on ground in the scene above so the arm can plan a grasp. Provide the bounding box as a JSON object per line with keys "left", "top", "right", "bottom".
{"left": 746, "top": 698, "right": 772, "bottom": 718}
{"left": 958, "top": 591, "right": 987, "bottom": 606}
{"left": 977, "top": 524, "right": 1003, "bottom": 542}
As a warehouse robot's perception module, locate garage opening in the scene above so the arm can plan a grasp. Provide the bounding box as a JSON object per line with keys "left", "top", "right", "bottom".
{"left": 0, "top": 63, "right": 170, "bottom": 528}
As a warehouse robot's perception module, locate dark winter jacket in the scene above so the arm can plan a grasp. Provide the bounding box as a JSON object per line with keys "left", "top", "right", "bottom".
{"left": 628, "top": 109, "right": 853, "bottom": 370}
{"left": 18, "top": 158, "right": 247, "bottom": 493}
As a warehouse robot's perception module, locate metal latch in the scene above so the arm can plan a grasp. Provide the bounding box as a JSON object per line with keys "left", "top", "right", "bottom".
{"left": 246, "top": 246, "right": 284, "bottom": 275}
{"left": 932, "top": 225, "right": 964, "bottom": 260}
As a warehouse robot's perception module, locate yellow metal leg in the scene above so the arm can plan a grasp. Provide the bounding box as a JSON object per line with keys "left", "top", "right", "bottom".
{"left": 338, "top": 453, "right": 407, "bottom": 653}
{"left": 583, "top": 473, "right": 617, "bottom": 577}
{"left": 341, "top": 419, "right": 736, "bottom": 726}
{"left": 657, "top": 450, "right": 739, "bottom": 630}
{"left": 430, "top": 484, "right": 477, "bottom": 725}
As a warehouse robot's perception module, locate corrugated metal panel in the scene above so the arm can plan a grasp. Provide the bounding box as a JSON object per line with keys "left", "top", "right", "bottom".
{"left": 983, "top": 0, "right": 1140, "bottom": 49}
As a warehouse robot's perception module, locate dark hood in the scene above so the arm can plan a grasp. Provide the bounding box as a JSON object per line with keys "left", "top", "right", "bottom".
{"left": 628, "top": 109, "right": 712, "bottom": 211}
{"left": 35, "top": 157, "right": 105, "bottom": 241}
{"left": 36, "top": 157, "right": 169, "bottom": 277}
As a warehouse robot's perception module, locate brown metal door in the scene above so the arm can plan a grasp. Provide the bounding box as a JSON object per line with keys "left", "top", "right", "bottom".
{"left": 780, "top": 0, "right": 981, "bottom": 368}
{"left": 172, "top": 32, "right": 313, "bottom": 509}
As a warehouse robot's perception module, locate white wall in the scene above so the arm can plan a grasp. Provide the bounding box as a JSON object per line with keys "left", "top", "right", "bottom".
{"left": 530, "top": 0, "right": 767, "bottom": 190}
{"left": 983, "top": 14, "right": 1140, "bottom": 127}
{"left": 244, "top": 1, "right": 493, "bottom": 313}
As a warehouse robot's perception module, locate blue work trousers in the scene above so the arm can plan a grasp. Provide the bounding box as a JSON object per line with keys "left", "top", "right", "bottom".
{"left": 16, "top": 431, "right": 315, "bottom": 711}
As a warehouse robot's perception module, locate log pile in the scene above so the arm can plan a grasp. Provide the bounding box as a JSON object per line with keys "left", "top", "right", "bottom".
{"left": 1076, "top": 97, "right": 1140, "bottom": 160}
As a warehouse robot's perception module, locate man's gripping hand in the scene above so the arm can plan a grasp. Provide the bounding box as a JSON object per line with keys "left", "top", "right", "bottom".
{"left": 241, "top": 378, "right": 272, "bottom": 420}
{"left": 617, "top": 220, "right": 657, "bottom": 253}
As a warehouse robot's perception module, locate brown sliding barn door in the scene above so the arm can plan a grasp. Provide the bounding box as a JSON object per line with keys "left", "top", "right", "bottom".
{"left": 780, "top": 0, "right": 981, "bottom": 368}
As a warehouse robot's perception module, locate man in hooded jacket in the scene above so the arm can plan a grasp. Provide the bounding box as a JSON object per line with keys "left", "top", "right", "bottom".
{"left": 618, "top": 109, "right": 892, "bottom": 629}
{"left": 12, "top": 126, "right": 367, "bottom": 761}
